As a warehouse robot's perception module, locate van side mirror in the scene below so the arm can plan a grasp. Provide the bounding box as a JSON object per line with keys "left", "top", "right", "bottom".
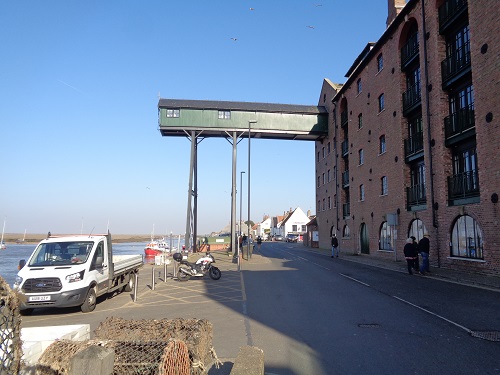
{"left": 96, "top": 256, "right": 103, "bottom": 267}
{"left": 18, "top": 259, "right": 26, "bottom": 270}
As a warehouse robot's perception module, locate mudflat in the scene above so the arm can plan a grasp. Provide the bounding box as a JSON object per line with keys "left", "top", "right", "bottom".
{"left": 2, "top": 233, "right": 154, "bottom": 244}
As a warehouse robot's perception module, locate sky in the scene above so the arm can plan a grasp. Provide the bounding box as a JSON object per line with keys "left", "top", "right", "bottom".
{"left": 0, "top": 1, "right": 388, "bottom": 236}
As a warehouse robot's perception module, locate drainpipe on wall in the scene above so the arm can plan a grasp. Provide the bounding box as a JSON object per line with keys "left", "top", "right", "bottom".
{"left": 332, "top": 101, "right": 339, "bottom": 236}
{"left": 421, "top": 0, "right": 440, "bottom": 267}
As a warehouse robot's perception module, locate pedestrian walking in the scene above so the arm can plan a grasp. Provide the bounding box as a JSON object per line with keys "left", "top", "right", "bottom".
{"left": 404, "top": 238, "right": 418, "bottom": 275}
{"left": 410, "top": 236, "right": 419, "bottom": 272}
{"left": 256, "top": 236, "right": 262, "bottom": 251}
{"left": 418, "top": 232, "right": 431, "bottom": 275}
{"left": 331, "top": 234, "right": 339, "bottom": 258}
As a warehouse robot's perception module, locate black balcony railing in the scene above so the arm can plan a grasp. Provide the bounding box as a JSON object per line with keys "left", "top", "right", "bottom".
{"left": 447, "top": 170, "right": 479, "bottom": 203}
{"left": 444, "top": 106, "right": 475, "bottom": 142}
{"left": 439, "top": 0, "right": 468, "bottom": 34}
{"left": 342, "top": 202, "right": 350, "bottom": 218}
{"left": 404, "top": 132, "right": 424, "bottom": 161}
{"left": 402, "top": 83, "right": 421, "bottom": 115}
{"left": 441, "top": 42, "right": 471, "bottom": 88}
{"left": 341, "top": 139, "right": 349, "bottom": 157}
{"left": 341, "top": 111, "right": 348, "bottom": 127}
{"left": 406, "top": 184, "right": 427, "bottom": 209}
{"left": 342, "top": 170, "right": 349, "bottom": 188}
{"left": 401, "top": 33, "right": 419, "bottom": 69}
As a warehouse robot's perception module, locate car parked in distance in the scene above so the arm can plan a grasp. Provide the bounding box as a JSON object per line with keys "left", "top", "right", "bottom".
{"left": 273, "top": 234, "right": 283, "bottom": 241}
{"left": 286, "top": 234, "right": 298, "bottom": 242}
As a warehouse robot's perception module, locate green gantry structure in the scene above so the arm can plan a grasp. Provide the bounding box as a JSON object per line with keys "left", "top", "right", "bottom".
{"left": 157, "top": 98, "right": 328, "bottom": 262}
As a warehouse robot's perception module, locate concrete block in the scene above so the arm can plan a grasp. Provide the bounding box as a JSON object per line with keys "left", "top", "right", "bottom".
{"left": 69, "top": 346, "right": 115, "bottom": 375}
{"left": 230, "top": 346, "right": 264, "bottom": 375}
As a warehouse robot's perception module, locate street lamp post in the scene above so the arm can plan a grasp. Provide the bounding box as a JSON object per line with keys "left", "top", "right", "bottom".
{"left": 240, "top": 171, "right": 245, "bottom": 236}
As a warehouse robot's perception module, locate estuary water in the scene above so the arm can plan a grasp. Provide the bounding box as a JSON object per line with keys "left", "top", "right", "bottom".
{"left": 0, "top": 242, "right": 150, "bottom": 288}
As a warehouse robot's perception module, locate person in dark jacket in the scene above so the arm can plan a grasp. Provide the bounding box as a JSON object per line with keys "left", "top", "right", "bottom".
{"left": 404, "top": 238, "right": 418, "bottom": 275}
{"left": 418, "top": 233, "right": 431, "bottom": 274}
{"left": 331, "top": 234, "right": 339, "bottom": 258}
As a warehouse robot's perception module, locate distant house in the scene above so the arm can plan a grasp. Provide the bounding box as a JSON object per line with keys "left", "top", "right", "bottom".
{"left": 270, "top": 208, "right": 309, "bottom": 240}
{"left": 280, "top": 207, "right": 309, "bottom": 240}
{"left": 271, "top": 215, "right": 285, "bottom": 237}
{"left": 255, "top": 217, "right": 271, "bottom": 239}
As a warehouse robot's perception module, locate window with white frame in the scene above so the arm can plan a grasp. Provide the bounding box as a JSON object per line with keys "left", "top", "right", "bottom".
{"left": 328, "top": 196, "right": 331, "bottom": 209}
{"left": 166, "top": 109, "right": 180, "bottom": 118}
{"left": 379, "top": 135, "right": 386, "bottom": 154}
{"left": 381, "top": 176, "right": 388, "bottom": 195}
{"left": 359, "top": 149, "right": 364, "bottom": 165}
{"left": 327, "top": 169, "right": 331, "bottom": 182}
{"left": 377, "top": 53, "right": 384, "bottom": 72}
{"left": 450, "top": 215, "right": 483, "bottom": 259}
{"left": 328, "top": 142, "right": 331, "bottom": 154}
{"left": 358, "top": 113, "right": 363, "bottom": 129}
{"left": 379, "top": 221, "right": 392, "bottom": 250}
{"left": 218, "top": 110, "right": 231, "bottom": 119}
{"left": 301, "top": 225, "right": 306, "bottom": 232}
{"left": 378, "top": 94, "right": 385, "bottom": 112}
{"left": 359, "top": 184, "right": 365, "bottom": 201}
{"left": 357, "top": 78, "right": 362, "bottom": 94}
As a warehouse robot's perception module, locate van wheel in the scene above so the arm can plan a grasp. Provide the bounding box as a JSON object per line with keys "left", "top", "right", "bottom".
{"left": 124, "top": 274, "right": 135, "bottom": 292}
{"left": 81, "top": 287, "right": 97, "bottom": 313}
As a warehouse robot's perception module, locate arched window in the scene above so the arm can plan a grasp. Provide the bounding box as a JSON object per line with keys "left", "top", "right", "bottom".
{"left": 408, "top": 218, "right": 426, "bottom": 242}
{"left": 451, "top": 215, "right": 483, "bottom": 259}
{"left": 343, "top": 225, "right": 350, "bottom": 238}
{"left": 379, "top": 221, "right": 391, "bottom": 250}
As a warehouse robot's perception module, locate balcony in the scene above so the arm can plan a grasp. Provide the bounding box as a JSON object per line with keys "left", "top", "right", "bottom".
{"left": 444, "top": 106, "right": 475, "bottom": 146}
{"left": 402, "top": 83, "right": 421, "bottom": 116}
{"left": 342, "top": 170, "right": 349, "bottom": 188}
{"left": 401, "top": 33, "right": 419, "bottom": 70}
{"left": 341, "top": 111, "right": 348, "bottom": 128}
{"left": 406, "top": 184, "right": 427, "bottom": 210}
{"left": 342, "top": 202, "right": 350, "bottom": 218}
{"left": 341, "top": 139, "right": 349, "bottom": 157}
{"left": 439, "top": 0, "right": 468, "bottom": 34}
{"left": 447, "top": 170, "right": 480, "bottom": 205}
{"left": 441, "top": 42, "right": 471, "bottom": 89}
{"left": 404, "top": 132, "right": 424, "bottom": 162}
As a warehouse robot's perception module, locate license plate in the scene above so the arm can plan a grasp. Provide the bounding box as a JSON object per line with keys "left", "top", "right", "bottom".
{"left": 29, "top": 295, "right": 51, "bottom": 302}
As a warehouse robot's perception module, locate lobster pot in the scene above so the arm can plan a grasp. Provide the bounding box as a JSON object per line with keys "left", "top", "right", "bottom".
{"left": 94, "top": 317, "right": 214, "bottom": 374}
{"left": 36, "top": 339, "right": 190, "bottom": 375}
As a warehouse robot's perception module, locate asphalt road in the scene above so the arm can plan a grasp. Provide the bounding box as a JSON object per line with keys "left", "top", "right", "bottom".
{"left": 19, "top": 241, "right": 500, "bottom": 374}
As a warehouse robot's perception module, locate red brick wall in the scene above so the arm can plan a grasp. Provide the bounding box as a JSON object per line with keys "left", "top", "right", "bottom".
{"left": 316, "top": 0, "right": 500, "bottom": 276}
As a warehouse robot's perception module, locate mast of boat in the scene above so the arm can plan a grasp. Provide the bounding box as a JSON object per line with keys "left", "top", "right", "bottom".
{"left": 1, "top": 218, "right": 6, "bottom": 249}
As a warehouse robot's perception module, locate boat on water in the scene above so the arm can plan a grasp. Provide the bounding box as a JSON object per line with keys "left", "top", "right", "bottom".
{"left": 144, "top": 238, "right": 171, "bottom": 257}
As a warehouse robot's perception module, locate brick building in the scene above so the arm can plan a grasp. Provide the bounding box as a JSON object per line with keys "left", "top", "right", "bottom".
{"left": 315, "top": 0, "right": 499, "bottom": 276}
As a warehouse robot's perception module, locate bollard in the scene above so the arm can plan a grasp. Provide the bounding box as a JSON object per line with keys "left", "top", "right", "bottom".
{"left": 133, "top": 273, "right": 138, "bottom": 302}
{"left": 151, "top": 265, "right": 155, "bottom": 290}
{"left": 164, "top": 262, "right": 167, "bottom": 282}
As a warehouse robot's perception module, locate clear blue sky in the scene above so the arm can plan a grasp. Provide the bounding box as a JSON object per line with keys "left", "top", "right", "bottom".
{"left": 0, "top": 1, "right": 387, "bottom": 235}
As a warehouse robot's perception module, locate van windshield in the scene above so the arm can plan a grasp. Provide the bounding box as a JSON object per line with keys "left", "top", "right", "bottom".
{"left": 28, "top": 241, "right": 94, "bottom": 266}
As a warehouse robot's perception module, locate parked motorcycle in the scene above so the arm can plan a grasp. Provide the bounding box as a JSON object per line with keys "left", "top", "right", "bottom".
{"left": 173, "top": 251, "right": 222, "bottom": 281}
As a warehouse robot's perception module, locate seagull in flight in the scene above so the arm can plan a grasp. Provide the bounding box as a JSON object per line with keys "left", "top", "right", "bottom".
{"left": 306, "top": 25, "right": 315, "bottom": 29}
{"left": 230, "top": 37, "right": 238, "bottom": 41}
{"left": 249, "top": 7, "right": 255, "bottom": 10}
